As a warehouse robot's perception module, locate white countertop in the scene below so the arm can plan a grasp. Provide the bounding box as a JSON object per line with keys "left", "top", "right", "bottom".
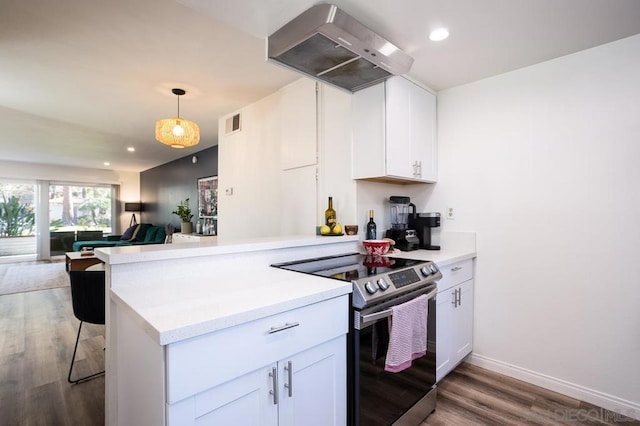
{"left": 108, "top": 232, "right": 476, "bottom": 346}
{"left": 96, "top": 234, "right": 359, "bottom": 265}
{"left": 111, "top": 265, "right": 351, "bottom": 345}
{"left": 387, "top": 231, "right": 477, "bottom": 266}
{"left": 388, "top": 246, "right": 476, "bottom": 267}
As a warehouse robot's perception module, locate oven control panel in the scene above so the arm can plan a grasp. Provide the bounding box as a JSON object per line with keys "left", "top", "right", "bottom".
{"left": 388, "top": 269, "right": 420, "bottom": 288}
{"left": 352, "top": 261, "right": 442, "bottom": 309}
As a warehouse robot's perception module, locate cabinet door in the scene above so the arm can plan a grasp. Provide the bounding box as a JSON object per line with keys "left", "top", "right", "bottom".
{"left": 278, "top": 336, "right": 346, "bottom": 426}
{"left": 385, "top": 76, "right": 412, "bottom": 178}
{"left": 279, "top": 78, "right": 318, "bottom": 171}
{"left": 410, "top": 85, "right": 437, "bottom": 182}
{"left": 351, "top": 82, "right": 386, "bottom": 180}
{"left": 451, "top": 280, "right": 474, "bottom": 366}
{"left": 167, "top": 365, "right": 278, "bottom": 426}
{"left": 436, "top": 289, "right": 454, "bottom": 383}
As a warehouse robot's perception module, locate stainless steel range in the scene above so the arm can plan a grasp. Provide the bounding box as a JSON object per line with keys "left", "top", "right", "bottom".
{"left": 272, "top": 252, "right": 442, "bottom": 426}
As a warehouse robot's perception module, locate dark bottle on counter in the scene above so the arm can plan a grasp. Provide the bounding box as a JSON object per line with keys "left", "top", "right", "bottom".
{"left": 366, "top": 209, "right": 377, "bottom": 240}
{"left": 325, "top": 197, "right": 337, "bottom": 229}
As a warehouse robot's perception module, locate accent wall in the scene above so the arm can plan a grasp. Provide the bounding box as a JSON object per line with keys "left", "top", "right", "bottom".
{"left": 140, "top": 146, "right": 218, "bottom": 231}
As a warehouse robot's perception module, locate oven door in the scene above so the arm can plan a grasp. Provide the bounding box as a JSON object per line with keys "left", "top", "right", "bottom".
{"left": 349, "top": 285, "right": 437, "bottom": 426}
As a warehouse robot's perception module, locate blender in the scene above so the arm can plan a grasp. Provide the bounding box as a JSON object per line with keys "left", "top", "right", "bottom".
{"left": 385, "top": 196, "right": 419, "bottom": 251}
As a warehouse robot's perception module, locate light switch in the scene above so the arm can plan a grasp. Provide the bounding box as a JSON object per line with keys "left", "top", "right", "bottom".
{"left": 225, "top": 188, "right": 233, "bottom": 196}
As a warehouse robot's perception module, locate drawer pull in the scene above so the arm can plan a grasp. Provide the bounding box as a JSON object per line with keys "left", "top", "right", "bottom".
{"left": 268, "top": 322, "right": 300, "bottom": 334}
{"left": 451, "top": 266, "right": 463, "bottom": 272}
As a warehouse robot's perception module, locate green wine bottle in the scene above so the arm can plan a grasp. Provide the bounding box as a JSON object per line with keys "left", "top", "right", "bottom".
{"left": 325, "top": 197, "right": 336, "bottom": 230}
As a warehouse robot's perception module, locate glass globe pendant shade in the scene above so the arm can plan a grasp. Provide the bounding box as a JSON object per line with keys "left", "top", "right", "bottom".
{"left": 155, "top": 117, "right": 200, "bottom": 148}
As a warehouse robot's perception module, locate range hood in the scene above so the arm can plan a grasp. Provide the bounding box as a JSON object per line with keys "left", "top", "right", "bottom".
{"left": 267, "top": 4, "right": 413, "bottom": 92}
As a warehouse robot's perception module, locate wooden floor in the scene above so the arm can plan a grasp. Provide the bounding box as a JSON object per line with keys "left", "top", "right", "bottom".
{"left": 424, "top": 363, "right": 638, "bottom": 426}
{"left": 0, "top": 287, "right": 105, "bottom": 426}
{"left": 1, "top": 286, "right": 637, "bottom": 426}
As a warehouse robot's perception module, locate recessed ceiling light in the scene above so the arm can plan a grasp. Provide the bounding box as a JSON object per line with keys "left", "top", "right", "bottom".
{"left": 429, "top": 28, "right": 449, "bottom": 42}
{"left": 104, "top": 162, "right": 110, "bottom": 166}
{"left": 127, "top": 147, "right": 135, "bottom": 152}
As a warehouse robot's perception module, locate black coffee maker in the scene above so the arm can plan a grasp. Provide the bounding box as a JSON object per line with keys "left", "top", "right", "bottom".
{"left": 409, "top": 212, "right": 441, "bottom": 250}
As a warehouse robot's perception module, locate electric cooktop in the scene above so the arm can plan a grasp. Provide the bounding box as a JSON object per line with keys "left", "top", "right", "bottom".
{"left": 272, "top": 252, "right": 426, "bottom": 282}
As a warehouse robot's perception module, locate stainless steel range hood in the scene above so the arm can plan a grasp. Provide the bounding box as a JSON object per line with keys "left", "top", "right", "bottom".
{"left": 267, "top": 4, "right": 413, "bottom": 92}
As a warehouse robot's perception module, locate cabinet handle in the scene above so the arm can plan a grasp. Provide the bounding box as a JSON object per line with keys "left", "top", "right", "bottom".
{"left": 451, "top": 266, "right": 462, "bottom": 272}
{"left": 268, "top": 322, "right": 300, "bottom": 334}
{"left": 451, "top": 290, "right": 457, "bottom": 308}
{"left": 284, "top": 361, "right": 293, "bottom": 397}
{"left": 269, "top": 367, "right": 278, "bottom": 405}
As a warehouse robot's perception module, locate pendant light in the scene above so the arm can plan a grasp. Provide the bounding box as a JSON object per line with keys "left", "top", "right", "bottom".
{"left": 155, "top": 88, "right": 200, "bottom": 148}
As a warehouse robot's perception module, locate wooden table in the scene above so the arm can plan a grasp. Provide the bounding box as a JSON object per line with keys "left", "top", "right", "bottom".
{"left": 65, "top": 251, "right": 103, "bottom": 271}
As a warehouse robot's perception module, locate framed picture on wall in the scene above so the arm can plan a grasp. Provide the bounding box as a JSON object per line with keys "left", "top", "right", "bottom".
{"left": 197, "top": 176, "right": 218, "bottom": 219}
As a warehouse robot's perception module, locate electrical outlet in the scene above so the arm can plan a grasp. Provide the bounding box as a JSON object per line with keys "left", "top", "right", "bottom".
{"left": 446, "top": 207, "right": 455, "bottom": 220}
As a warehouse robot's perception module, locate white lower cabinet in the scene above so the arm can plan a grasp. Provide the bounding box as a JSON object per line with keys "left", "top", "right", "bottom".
{"left": 279, "top": 337, "right": 345, "bottom": 426}
{"left": 168, "top": 367, "right": 277, "bottom": 426}
{"left": 436, "top": 259, "right": 474, "bottom": 382}
{"left": 168, "top": 337, "right": 345, "bottom": 426}
{"left": 165, "top": 296, "right": 348, "bottom": 425}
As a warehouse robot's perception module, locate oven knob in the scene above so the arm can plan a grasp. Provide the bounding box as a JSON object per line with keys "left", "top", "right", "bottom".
{"left": 377, "top": 279, "right": 389, "bottom": 291}
{"left": 420, "top": 266, "right": 431, "bottom": 277}
{"left": 429, "top": 264, "right": 439, "bottom": 274}
{"left": 364, "top": 282, "right": 378, "bottom": 295}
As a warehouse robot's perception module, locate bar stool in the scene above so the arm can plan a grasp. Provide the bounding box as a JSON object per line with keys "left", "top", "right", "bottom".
{"left": 67, "top": 270, "right": 105, "bottom": 384}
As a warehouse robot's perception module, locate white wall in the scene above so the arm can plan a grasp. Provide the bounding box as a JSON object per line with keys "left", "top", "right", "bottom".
{"left": 0, "top": 159, "right": 140, "bottom": 233}
{"left": 427, "top": 35, "right": 640, "bottom": 416}
{"left": 217, "top": 91, "right": 283, "bottom": 240}
{"left": 355, "top": 181, "right": 433, "bottom": 240}
{"left": 218, "top": 79, "right": 356, "bottom": 240}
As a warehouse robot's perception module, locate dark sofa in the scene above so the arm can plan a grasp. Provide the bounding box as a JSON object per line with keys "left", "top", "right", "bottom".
{"left": 72, "top": 223, "right": 166, "bottom": 251}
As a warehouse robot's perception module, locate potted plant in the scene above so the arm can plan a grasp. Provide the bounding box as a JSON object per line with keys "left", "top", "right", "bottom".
{"left": 172, "top": 198, "right": 194, "bottom": 234}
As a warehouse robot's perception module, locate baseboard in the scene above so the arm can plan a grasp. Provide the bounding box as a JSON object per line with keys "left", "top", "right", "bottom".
{"left": 467, "top": 353, "right": 640, "bottom": 421}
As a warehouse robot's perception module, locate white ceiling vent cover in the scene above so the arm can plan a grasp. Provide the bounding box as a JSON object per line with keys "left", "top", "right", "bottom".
{"left": 225, "top": 113, "right": 241, "bottom": 135}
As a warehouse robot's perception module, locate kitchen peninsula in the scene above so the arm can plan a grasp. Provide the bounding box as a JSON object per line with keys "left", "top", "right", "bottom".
{"left": 96, "top": 232, "right": 477, "bottom": 425}
{"left": 97, "top": 235, "right": 359, "bottom": 426}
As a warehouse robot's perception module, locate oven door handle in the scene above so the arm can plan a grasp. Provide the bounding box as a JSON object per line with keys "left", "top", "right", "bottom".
{"left": 359, "top": 286, "right": 438, "bottom": 328}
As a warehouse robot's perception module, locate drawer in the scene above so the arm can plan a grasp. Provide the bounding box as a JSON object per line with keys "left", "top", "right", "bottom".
{"left": 166, "top": 295, "right": 348, "bottom": 403}
{"left": 437, "top": 259, "right": 473, "bottom": 292}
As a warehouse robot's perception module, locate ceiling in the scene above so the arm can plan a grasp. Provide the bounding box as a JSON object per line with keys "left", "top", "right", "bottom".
{"left": 2, "top": 0, "right": 640, "bottom": 173}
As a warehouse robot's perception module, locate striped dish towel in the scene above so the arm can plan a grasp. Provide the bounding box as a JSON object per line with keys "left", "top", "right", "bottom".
{"left": 384, "top": 294, "right": 428, "bottom": 373}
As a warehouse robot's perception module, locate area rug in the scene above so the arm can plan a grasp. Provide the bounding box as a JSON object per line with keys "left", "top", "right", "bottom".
{"left": 0, "top": 261, "right": 69, "bottom": 296}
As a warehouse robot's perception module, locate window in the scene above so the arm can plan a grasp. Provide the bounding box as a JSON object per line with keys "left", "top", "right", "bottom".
{"left": 1, "top": 180, "right": 119, "bottom": 260}
{"left": 48, "top": 184, "right": 115, "bottom": 255}
{"left": 0, "top": 181, "right": 37, "bottom": 259}
{"left": 49, "top": 184, "right": 113, "bottom": 234}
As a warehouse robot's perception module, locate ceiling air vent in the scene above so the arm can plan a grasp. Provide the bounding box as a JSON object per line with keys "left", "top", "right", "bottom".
{"left": 267, "top": 4, "right": 413, "bottom": 93}
{"left": 225, "top": 113, "right": 241, "bottom": 135}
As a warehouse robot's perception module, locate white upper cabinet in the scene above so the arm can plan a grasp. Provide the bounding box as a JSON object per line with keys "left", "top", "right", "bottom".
{"left": 279, "top": 78, "right": 318, "bottom": 171}
{"left": 352, "top": 76, "right": 437, "bottom": 183}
